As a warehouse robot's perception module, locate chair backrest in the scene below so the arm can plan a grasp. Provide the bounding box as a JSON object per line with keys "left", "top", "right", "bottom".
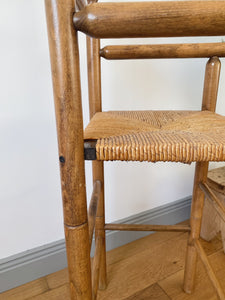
{"left": 75, "top": 1, "right": 225, "bottom": 118}
{"left": 45, "top": 0, "right": 224, "bottom": 221}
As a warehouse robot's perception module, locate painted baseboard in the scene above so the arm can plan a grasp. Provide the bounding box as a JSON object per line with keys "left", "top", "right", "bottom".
{"left": 0, "top": 196, "right": 191, "bottom": 293}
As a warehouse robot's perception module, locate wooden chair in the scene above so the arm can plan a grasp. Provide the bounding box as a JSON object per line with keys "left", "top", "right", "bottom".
{"left": 45, "top": 0, "right": 225, "bottom": 299}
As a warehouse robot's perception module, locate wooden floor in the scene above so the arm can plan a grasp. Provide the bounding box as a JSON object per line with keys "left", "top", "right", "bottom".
{"left": 1, "top": 222, "right": 225, "bottom": 300}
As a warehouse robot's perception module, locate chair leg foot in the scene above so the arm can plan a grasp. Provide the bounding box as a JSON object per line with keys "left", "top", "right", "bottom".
{"left": 95, "top": 218, "right": 107, "bottom": 290}
{"left": 65, "top": 224, "right": 92, "bottom": 300}
{"left": 183, "top": 243, "right": 198, "bottom": 294}
{"left": 99, "top": 236, "right": 107, "bottom": 290}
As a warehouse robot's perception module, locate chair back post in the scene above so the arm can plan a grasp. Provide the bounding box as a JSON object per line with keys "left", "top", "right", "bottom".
{"left": 202, "top": 57, "right": 221, "bottom": 112}
{"left": 184, "top": 56, "right": 222, "bottom": 294}
{"left": 86, "top": 17, "right": 107, "bottom": 291}
{"left": 45, "top": 0, "right": 92, "bottom": 298}
{"left": 86, "top": 36, "right": 102, "bottom": 118}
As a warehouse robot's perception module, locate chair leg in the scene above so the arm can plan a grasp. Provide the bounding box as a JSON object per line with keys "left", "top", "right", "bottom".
{"left": 93, "top": 161, "right": 107, "bottom": 290}
{"left": 65, "top": 224, "right": 92, "bottom": 299}
{"left": 183, "top": 162, "right": 209, "bottom": 294}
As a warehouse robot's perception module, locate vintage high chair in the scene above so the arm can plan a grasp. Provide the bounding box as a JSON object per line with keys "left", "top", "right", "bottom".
{"left": 45, "top": 0, "right": 225, "bottom": 299}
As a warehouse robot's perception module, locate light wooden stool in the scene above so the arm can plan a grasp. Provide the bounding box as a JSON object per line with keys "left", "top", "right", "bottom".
{"left": 44, "top": 1, "right": 225, "bottom": 299}
{"left": 201, "top": 167, "right": 225, "bottom": 253}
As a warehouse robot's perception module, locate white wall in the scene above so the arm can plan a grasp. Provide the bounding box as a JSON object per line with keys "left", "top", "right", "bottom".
{"left": 0, "top": 0, "right": 225, "bottom": 259}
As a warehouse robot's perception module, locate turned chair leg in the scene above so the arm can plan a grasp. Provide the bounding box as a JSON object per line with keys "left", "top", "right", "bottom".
{"left": 65, "top": 223, "right": 92, "bottom": 299}
{"left": 183, "top": 162, "right": 208, "bottom": 293}
{"left": 45, "top": 0, "right": 93, "bottom": 297}
{"left": 93, "top": 161, "right": 107, "bottom": 290}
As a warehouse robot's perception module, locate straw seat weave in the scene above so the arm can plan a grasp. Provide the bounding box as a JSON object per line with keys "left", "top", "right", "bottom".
{"left": 84, "top": 110, "right": 225, "bottom": 163}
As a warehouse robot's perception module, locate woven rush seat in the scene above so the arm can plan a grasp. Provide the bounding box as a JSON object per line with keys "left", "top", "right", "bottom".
{"left": 84, "top": 110, "right": 225, "bottom": 162}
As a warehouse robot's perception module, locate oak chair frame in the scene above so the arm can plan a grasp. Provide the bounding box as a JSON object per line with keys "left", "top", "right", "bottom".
{"left": 45, "top": 0, "right": 225, "bottom": 299}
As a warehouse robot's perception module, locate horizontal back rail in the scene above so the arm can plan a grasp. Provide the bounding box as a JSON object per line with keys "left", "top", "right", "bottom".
{"left": 100, "top": 43, "right": 225, "bottom": 60}
{"left": 73, "top": 1, "right": 225, "bottom": 39}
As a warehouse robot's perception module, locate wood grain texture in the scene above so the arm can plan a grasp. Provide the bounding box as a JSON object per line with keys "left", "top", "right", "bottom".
{"left": 86, "top": 34, "right": 107, "bottom": 290}
{"left": 106, "top": 230, "right": 186, "bottom": 267}
{"left": 207, "top": 167, "right": 225, "bottom": 195}
{"left": 198, "top": 235, "right": 223, "bottom": 257}
{"left": 183, "top": 54, "right": 221, "bottom": 295}
{"left": 100, "top": 43, "right": 225, "bottom": 60}
{"left": 46, "top": 268, "right": 69, "bottom": 290}
{"left": 29, "top": 284, "right": 70, "bottom": 300}
{"left": 45, "top": 0, "right": 225, "bottom": 297}
{"left": 45, "top": 0, "right": 87, "bottom": 227}
{"left": 73, "top": 1, "right": 225, "bottom": 39}
{"left": 200, "top": 183, "right": 225, "bottom": 222}
{"left": 159, "top": 250, "right": 225, "bottom": 300}
{"left": 97, "top": 233, "right": 188, "bottom": 299}
{"left": 92, "top": 237, "right": 102, "bottom": 300}
{"left": 202, "top": 57, "right": 221, "bottom": 112}
{"left": 45, "top": 0, "right": 92, "bottom": 298}
{"left": 201, "top": 196, "right": 224, "bottom": 242}
{"left": 86, "top": 37, "right": 101, "bottom": 118}
{"left": 2, "top": 227, "right": 224, "bottom": 300}
{"left": 0, "top": 278, "right": 48, "bottom": 300}
{"left": 93, "top": 161, "right": 107, "bottom": 290}
{"left": 201, "top": 167, "right": 225, "bottom": 253}
{"left": 124, "top": 283, "right": 170, "bottom": 300}
{"left": 88, "top": 180, "right": 101, "bottom": 247}
{"left": 195, "top": 239, "right": 225, "bottom": 299}
{"left": 105, "top": 223, "right": 190, "bottom": 232}
{"left": 64, "top": 224, "right": 92, "bottom": 299}
{"left": 183, "top": 162, "right": 209, "bottom": 294}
